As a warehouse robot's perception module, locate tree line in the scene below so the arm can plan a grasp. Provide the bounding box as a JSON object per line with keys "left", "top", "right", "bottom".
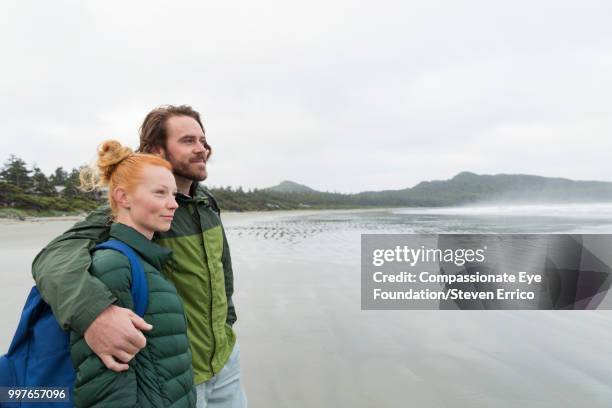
{"left": 1, "top": 154, "right": 397, "bottom": 217}
{"left": 0, "top": 154, "right": 336, "bottom": 216}
{"left": 0, "top": 155, "right": 98, "bottom": 216}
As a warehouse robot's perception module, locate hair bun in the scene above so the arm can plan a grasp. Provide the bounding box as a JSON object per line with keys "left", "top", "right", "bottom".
{"left": 97, "top": 140, "right": 133, "bottom": 182}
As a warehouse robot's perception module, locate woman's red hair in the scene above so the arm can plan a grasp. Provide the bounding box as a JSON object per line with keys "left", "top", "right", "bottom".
{"left": 80, "top": 140, "right": 172, "bottom": 213}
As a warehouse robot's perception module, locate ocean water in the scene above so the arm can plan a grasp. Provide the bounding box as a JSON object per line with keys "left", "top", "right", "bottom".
{"left": 2, "top": 204, "right": 612, "bottom": 407}
{"left": 224, "top": 204, "right": 612, "bottom": 407}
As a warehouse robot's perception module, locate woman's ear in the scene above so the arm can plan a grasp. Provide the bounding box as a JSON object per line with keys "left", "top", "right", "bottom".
{"left": 112, "top": 186, "right": 131, "bottom": 210}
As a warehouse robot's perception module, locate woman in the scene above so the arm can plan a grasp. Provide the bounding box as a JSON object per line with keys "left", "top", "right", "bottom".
{"left": 72, "top": 140, "right": 196, "bottom": 407}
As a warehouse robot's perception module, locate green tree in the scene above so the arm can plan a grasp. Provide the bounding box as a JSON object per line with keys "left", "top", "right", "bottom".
{"left": 31, "top": 166, "right": 55, "bottom": 195}
{"left": 49, "top": 167, "right": 68, "bottom": 186}
{"left": 62, "top": 167, "right": 82, "bottom": 198}
{"left": 0, "top": 181, "right": 16, "bottom": 206}
{"left": 0, "top": 155, "right": 32, "bottom": 190}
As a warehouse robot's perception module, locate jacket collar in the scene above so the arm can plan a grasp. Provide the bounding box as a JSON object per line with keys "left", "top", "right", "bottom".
{"left": 109, "top": 223, "right": 172, "bottom": 270}
{"left": 175, "top": 182, "right": 209, "bottom": 206}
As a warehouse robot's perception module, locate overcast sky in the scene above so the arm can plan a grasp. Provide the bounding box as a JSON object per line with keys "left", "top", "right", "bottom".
{"left": 1, "top": 1, "right": 610, "bottom": 193}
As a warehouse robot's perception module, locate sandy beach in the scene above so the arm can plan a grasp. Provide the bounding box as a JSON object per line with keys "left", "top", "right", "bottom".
{"left": 2, "top": 210, "right": 612, "bottom": 407}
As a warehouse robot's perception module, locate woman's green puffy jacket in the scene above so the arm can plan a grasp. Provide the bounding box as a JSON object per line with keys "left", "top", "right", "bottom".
{"left": 70, "top": 223, "right": 196, "bottom": 407}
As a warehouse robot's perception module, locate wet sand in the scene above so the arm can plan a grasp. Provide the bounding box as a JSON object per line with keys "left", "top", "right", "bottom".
{"left": 1, "top": 211, "right": 612, "bottom": 407}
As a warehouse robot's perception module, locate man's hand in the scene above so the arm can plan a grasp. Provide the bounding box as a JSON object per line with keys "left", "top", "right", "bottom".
{"left": 83, "top": 305, "right": 153, "bottom": 372}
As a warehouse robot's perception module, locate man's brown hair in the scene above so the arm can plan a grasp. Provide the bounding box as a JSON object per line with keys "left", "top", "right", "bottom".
{"left": 138, "top": 104, "right": 212, "bottom": 156}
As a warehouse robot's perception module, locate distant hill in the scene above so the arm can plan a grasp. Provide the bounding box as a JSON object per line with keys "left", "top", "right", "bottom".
{"left": 211, "top": 172, "right": 612, "bottom": 211}
{"left": 264, "top": 180, "right": 317, "bottom": 193}
{"left": 403, "top": 171, "right": 612, "bottom": 205}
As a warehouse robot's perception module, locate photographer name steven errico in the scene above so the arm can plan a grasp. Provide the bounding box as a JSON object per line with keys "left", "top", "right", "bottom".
{"left": 370, "top": 253, "right": 542, "bottom": 303}
{"left": 372, "top": 272, "right": 540, "bottom": 302}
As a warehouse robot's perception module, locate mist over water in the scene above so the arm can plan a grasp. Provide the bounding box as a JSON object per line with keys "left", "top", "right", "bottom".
{"left": 395, "top": 202, "right": 612, "bottom": 219}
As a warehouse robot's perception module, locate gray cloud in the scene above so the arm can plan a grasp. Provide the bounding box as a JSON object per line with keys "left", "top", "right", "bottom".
{"left": 1, "top": 0, "right": 611, "bottom": 192}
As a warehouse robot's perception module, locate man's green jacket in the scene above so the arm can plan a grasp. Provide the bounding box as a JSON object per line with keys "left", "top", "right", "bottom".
{"left": 32, "top": 185, "right": 237, "bottom": 384}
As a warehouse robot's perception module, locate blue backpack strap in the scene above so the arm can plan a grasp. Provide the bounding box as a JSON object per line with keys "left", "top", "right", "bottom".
{"left": 94, "top": 240, "right": 148, "bottom": 317}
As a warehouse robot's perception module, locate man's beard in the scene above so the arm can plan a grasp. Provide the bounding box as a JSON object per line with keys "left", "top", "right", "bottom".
{"left": 165, "top": 151, "right": 208, "bottom": 182}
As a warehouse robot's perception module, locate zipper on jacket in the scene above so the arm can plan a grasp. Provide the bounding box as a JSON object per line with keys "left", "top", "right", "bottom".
{"left": 209, "top": 272, "right": 216, "bottom": 376}
{"left": 194, "top": 202, "right": 217, "bottom": 377}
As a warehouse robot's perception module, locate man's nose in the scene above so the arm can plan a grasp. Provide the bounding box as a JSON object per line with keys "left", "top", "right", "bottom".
{"left": 195, "top": 140, "right": 211, "bottom": 158}
{"left": 194, "top": 140, "right": 206, "bottom": 153}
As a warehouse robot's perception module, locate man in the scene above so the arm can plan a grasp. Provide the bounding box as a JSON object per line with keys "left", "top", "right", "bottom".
{"left": 32, "top": 105, "right": 247, "bottom": 407}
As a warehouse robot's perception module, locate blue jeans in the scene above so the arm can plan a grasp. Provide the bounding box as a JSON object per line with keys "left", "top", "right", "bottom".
{"left": 195, "top": 343, "right": 248, "bottom": 408}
